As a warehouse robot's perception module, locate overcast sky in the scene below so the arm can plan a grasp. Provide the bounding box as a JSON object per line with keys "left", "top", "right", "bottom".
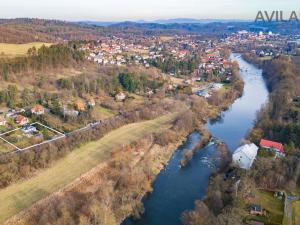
{"left": 1, "top": 0, "right": 299, "bottom": 21}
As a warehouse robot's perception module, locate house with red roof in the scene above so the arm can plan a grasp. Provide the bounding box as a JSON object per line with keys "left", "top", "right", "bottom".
{"left": 259, "top": 139, "right": 285, "bottom": 157}
{"left": 15, "top": 115, "right": 29, "bottom": 126}
{"left": 31, "top": 104, "right": 45, "bottom": 115}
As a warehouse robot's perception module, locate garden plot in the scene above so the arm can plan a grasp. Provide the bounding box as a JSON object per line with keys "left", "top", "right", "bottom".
{"left": 0, "top": 122, "right": 64, "bottom": 153}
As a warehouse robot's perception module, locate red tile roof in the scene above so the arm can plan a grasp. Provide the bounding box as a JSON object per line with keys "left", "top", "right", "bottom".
{"left": 31, "top": 104, "right": 44, "bottom": 113}
{"left": 260, "top": 139, "right": 284, "bottom": 153}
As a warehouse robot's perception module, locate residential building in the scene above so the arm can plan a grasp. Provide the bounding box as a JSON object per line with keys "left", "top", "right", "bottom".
{"left": 22, "top": 125, "right": 37, "bottom": 134}
{"left": 62, "top": 107, "right": 79, "bottom": 117}
{"left": 115, "top": 92, "right": 126, "bottom": 101}
{"left": 259, "top": 139, "right": 285, "bottom": 157}
{"left": 15, "top": 115, "right": 29, "bottom": 126}
{"left": 31, "top": 104, "right": 45, "bottom": 115}
{"left": 74, "top": 100, "right": 85, "bottom": 111}
{"left": 250, "top": 204, "right": 263, "bottom": 216}
{"left": 88, "top": 99, "right": 96, "bottom": 107}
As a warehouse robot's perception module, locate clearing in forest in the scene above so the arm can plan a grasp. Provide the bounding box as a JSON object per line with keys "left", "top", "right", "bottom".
{"left": 0, "top": 42, "right": 52, "bottom": 58}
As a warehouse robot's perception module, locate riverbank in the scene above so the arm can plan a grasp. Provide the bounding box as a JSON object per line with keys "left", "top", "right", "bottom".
{"left": 122, "top": 54, "right": 248, "bottom": 225}
{"left": 4, "top": 129, "right": 188, "bottom": 225}
{"left": 181, "top": 54, "right": 300, "bottom": 225}
{"left": 1, "top": 113, "right": 182, "bottom": 225}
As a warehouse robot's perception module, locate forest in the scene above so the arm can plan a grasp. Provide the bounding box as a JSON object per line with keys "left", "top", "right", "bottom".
{"left": 149, "top": 54, "right": 200, "bottom": 75}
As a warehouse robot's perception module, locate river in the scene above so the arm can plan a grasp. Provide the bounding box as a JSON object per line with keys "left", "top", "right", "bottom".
{"left": 122, "top": 54, "right": 269, "bottom": 225}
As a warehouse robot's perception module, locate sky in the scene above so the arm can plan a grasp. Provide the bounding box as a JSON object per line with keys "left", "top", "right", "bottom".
{"left": 1, "top": 0, "right": 300, "bottom": 21}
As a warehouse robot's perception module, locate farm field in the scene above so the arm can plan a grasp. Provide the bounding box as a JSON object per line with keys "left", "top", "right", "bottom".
{"left": 0, "top": 112, "right": 178, "bottom": 224}
{"left": 0, "top": 42, "right": 52, "bottom": 58}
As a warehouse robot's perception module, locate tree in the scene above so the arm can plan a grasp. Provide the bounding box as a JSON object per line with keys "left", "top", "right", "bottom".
{"left": 118, "top": 73, "right": 139, "bottom": 93}
{"left": 182, "top": 200, "right": 215, "bottom": 225}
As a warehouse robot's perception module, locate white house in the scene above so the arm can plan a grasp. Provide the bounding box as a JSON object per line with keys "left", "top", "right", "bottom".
{"left": 22, "top": 125, "right": 37, "bottom": 134}
{"left": 115, "top": 92, "right": 126, "bottom": 101}
{"left": 232, "top": 143, "right": 258, "bottom": 170}
{"left": 31, "top": 105, "right": 45, "bottom": 115}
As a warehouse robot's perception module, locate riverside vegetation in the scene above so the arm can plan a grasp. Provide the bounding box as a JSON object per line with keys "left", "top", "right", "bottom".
{"left": 181, "top": 54, "right": 300, "bottom": 225}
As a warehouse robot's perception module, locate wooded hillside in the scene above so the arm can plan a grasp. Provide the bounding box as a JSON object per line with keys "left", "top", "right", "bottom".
{"left": 0, "top": 19, "right": 107, "bottom": 43}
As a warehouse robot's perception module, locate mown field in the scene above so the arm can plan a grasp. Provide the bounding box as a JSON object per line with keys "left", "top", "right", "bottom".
{"left": 0, "top": 42, "right": 52, "bottom": 58}
{"left": 248, "top": 190, "right": 284, "bottom": 225}
{"left": 0, "top": 113, "right": 178, "bottom": 223}
{"left": 292, "top": 201, "right": 300, "bottom": 225}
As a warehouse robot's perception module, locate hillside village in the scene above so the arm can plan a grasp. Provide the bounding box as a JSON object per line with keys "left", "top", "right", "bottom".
{"left": 1, "top": 30, "right": 300, "bottom": 155}
{"left": 0, "top": 32, "right": 244, "bottom": 154}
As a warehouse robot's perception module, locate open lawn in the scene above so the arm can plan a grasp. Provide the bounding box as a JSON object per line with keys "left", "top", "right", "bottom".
{"left": 92, "top": 106, "right": 115, "bottom": 119}
{"left": 258, "top": 56, "right": 273, "bottom": 61}
{"left": 292, "top": 201, "right": 300, "bottom": 225}
{"left": 0, "top": 113, "right": 178, "bottom": 223}
{"left": 0, "top": 42, "right": 52, "bottom": 58}
{"left": 248, "top": 190, "right": 284, "bottom": 225}
{"left": 160, "top": 36, "right": 175, "bottom": 42}
{"left": 0, "top": 139, "right": 15, "bottom": 153}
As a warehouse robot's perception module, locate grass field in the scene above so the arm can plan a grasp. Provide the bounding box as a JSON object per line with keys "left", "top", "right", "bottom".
{"left": 292, "top": 201, "right": 300, "bottom": 225}
{"left": 249, "top": 190, "right": 284, "bottom": 225}
{"left": 160, "top": 36, "right": 175, "bottom": 42}
{"left": 0, "top": 42, "right": 52, "bottom": 58}
{"left": 0, "top": 113, "right": 177, "bottom": 223}
{"left": 0, "top": 139, "right": 15, "bottom": 153}
{"left": 92, "top": 106, "right": 115, "bottom": 119}
{"left": 258, "top": 56, "right": 273, "bottom": 61}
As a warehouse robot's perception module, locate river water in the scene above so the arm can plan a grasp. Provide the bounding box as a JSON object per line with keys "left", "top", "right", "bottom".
{"left": 122, "top": 54, "right": 269, "bottom": 225}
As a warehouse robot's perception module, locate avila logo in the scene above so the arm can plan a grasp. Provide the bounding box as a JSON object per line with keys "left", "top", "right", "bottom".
{"left": 255, "top": 11, "right": 300, "bottom": 22}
